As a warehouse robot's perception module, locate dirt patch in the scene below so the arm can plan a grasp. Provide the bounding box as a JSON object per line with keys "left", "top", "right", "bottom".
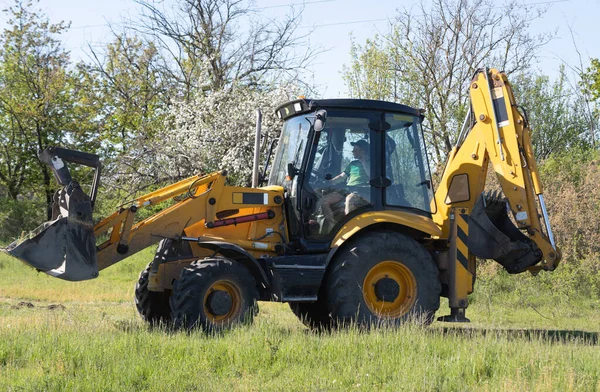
{"left": 11, "top": 301, "right": 34, "bottom": 309}
{"left": 46, "top": 304, "right": 66, "bottom": 311}
{"left": 10, "top": 301, "right": 66, "bottom": 311}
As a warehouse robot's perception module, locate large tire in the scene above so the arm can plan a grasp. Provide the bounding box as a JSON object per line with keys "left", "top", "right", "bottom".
{"left": 326, "top": 231, "right": 441, "bottom": 327}
{"left": 170, "top": 258, "right": 259, "bottom": 332}
{"left": 289, "top": 300, "right": 333, "bottom": 330}
{"left": 135, "top": 263, "right": 172, "bottom": 326}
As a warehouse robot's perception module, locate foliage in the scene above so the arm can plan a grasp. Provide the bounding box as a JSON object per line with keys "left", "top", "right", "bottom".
{"left": 154, "top": 84, "right": 293, "bottom": 187}
{"left": 581, "top": 58, "right": 600, "bottom": 146}
{"left": 511, "top": 67, "right": 591, "bottom": 160}
{"left": 0, "top": 0, "right": 91, "bottom": 214}
{"left": 82, "top": 35, "right": 172, "bottom": 158}
{"left": 584, "top": 58, "right": 600, "bottom": 101}
{"left": 540, "top": 149, "right": 600, "bottom": 269}
{"left": 79, "top": 34, "right": 174, "bottom": 198}
{"left": 0, "top": 196, "right": 45, "bottom": 241}
{"left": 343, "top": 0, "right": 554, "bottom": 161}
{"left": 343, "top": 34, "right": 394, "bottom": 101}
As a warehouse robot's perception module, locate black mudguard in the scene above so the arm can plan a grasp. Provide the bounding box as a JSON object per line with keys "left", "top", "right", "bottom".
{"left": 197, "top": 241, "right": 271, "bottom": 290}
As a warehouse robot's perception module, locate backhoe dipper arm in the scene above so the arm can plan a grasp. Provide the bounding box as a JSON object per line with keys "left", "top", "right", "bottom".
{"left": 434, "top": 68, "right": 560, "bottom": 272}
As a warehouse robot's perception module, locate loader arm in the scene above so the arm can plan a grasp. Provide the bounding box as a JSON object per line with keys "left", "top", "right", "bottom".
{"left": 433, "top": 68, "right": 560, "bottom": 273}
{"left": 5, "top": 151, "right": 285, "bottom": 281}
{"left": 93, "top": 171, "right": 283, "bottom": 271}
{"left": 94, "top": 171, "right": 227, "bottom": 271}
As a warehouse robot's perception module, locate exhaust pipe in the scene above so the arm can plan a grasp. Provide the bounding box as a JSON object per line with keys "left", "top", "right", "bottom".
{"left": 252, "top": 109, "right": 262, "bottom": 188}
{"left": 3, "top": 147, "right": 101, "bottom": 281}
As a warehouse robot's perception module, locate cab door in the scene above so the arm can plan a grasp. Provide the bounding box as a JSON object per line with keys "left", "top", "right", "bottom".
{"left": 300, "top": 110, "right": 379, "bottom": 240}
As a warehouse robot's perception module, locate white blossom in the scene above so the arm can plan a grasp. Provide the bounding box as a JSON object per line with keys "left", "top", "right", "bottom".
{"left": 157, "top": 83, "right": 298, "bottom": 186}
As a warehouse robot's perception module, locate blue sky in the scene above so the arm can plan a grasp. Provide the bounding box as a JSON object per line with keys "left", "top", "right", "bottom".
{"left": 0, "top": 0, "right": 598, "bottom": 97}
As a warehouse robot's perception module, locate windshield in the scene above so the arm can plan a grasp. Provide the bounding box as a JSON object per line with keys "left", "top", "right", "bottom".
{"left": 268, "top": 114, "right": 311, "bottom": 189}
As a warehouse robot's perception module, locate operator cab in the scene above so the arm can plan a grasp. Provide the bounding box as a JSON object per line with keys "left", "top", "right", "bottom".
{"left": 269, "top": 98, "right": 436, "bottom": 245}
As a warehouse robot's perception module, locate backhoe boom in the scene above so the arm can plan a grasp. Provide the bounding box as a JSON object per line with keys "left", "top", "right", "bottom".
{"left": 434, "top": 68, "right": 560, "bottom": 272}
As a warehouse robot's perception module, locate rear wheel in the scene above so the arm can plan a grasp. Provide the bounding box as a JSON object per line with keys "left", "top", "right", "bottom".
{"left": 326, "top": 231, "right": 440, "bottom": 327}
{"left": 135, "top": 263, "right": 172, "bottom": 326}
{"left": 170, "top": 258, "right": 259, "bottom": 332}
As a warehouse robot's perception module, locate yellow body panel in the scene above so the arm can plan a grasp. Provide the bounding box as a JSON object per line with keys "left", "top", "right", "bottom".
{"left": 94, "top": 171, "right": 286, "bottom": 270}
{"left": 331, "top": 210, "right": 443, "bottom": 248}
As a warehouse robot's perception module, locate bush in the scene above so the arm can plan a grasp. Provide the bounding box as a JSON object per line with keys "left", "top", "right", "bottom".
{"left": 0, "top": 197, "right": 46, "bottom": 243}
{"left": 540, "top": 149, "right": 600, "bottom": 266}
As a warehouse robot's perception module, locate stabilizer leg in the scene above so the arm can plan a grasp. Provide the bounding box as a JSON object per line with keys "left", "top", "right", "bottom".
{"left": 438, "top": 307, "right": 470, "bottom": 323}
{"left": 439, "top": 208, "right": 474, "bottom": 323}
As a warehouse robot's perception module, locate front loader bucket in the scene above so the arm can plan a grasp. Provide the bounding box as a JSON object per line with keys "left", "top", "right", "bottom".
{"left": 4, "top": 183, "right": 98, "bottom": 281}
{"left": 468, "top": 193, "right": 542, "bottom": 274}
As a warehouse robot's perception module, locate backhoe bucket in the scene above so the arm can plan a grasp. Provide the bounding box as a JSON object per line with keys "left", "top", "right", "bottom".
{"left": 5, "top": 183, "right": 98, "bottom": 281}
{"left": 468, "top": 193, "right": 542, "bottom": 274}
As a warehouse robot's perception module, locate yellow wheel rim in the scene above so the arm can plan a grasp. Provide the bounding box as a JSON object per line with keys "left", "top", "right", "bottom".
{"left": 363, "top": 261, "right": 417, "bottom": 318}
{"left": 203, "top": 280, "right": 242, "bottom": 323}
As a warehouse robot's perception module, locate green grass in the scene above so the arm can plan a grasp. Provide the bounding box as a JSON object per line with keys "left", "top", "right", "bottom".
{"left": 1, "top": 251, "right": 600, "bottom": 391}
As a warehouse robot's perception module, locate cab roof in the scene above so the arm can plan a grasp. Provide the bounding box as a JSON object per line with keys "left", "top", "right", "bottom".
{"left": 275, "top": 98, "right": 422, "bottom": 121}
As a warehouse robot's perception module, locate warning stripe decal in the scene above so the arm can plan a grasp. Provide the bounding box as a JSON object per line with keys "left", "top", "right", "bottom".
{"left": 456, "top": 214, "right": 470, "bottom": 270}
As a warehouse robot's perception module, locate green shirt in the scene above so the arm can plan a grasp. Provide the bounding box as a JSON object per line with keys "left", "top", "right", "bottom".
{"left": 344, "top": 160, "right": 369, "bottom": 186}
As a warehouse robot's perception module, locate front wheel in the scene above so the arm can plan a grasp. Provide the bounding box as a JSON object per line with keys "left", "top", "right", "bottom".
{"left": 170, "top": 258, "right": 259, "bottom": 332}
{"left": 135, "top": 262, "right": 172, "bottom": 326}
{"left": 326, "top": 231, "right": 441, "bottom": 327}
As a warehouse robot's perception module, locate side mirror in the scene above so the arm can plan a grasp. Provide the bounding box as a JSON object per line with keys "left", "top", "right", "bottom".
{"left": 286, "top": 162, "right": 299, "bottom": 181}
{"left": 314, "top": 109, "right": 327, "bottom": 132}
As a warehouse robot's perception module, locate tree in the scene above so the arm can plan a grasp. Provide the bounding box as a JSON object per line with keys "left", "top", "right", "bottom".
{"left": 129, "top": 0, "right": 313, "bottom": 100}
{"left": 584, "top": 58, "right": 600, "bottom": 101}
{"left": 113, "top": 83, "right": 294, "bottom": 193}
{"left": 511, "top": 67, "right": 591, "bottom": 160}
{"left": 0, "top": 0, "right": 88, "bottom": 218}
{"left": 343, "top": 35, "right": 394, "bottom": 101}
{"left": 342, "top": 0, "right": 553, "bottom": 162}
{"left": 581, "top": 58, "right": 600, "bottom": 146}
{"left": 80, "top": 34, "right": 173, "bottom": 190}
{"left": 92, "top": 0, "right": 313, "bottom": 197}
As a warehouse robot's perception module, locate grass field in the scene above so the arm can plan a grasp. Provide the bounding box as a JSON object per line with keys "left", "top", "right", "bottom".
{"left": 1, "top": 250, "right": 599, "bottom": 391}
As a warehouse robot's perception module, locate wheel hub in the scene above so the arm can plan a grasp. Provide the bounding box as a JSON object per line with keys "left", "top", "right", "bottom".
{"left": 363, "top": 260, "right": 417, "bottom": 318}
{"left": 206, "top": 290, "right": 233, "bottom": 316}
{"left": 374, "top": 277, "right": 400, "bottom": 302}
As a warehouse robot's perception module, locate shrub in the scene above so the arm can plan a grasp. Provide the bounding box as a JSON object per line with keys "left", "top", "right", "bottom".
{"left": 540, "top": 149, "right": 600, "bottom": 266}
{"left": 0, "top": 197, "right": 46, "bottom": 243}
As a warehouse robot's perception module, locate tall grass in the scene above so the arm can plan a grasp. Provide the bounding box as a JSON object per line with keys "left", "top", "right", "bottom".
{"left": 1, "top": 251, "right": 600, "bottom": 391}
{"left": 1, "top": 301, "right": 599, "bottom": 391}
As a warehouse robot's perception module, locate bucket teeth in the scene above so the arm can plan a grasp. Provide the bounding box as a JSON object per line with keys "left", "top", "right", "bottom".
{"left": 485, "top": 190, "right": 504, "bottom": 206}
{"left": 482, "top": 190, "right": 507, "bottom": 222}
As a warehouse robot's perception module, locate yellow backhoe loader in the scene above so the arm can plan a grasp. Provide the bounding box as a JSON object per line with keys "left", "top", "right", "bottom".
{"left": 4, "top": 68, "right": 560, "bottom": 330}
